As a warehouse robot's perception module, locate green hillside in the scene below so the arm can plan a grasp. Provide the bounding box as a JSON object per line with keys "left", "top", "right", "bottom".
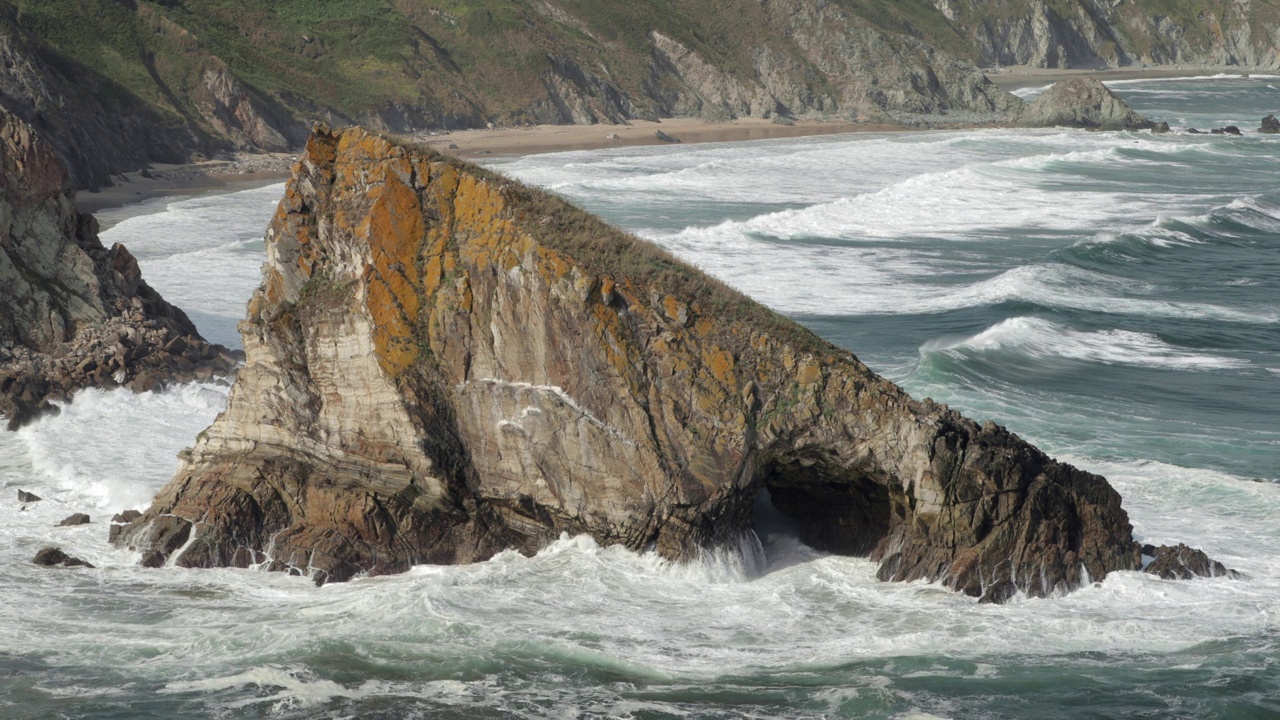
{"left": 0, "top": 0, "right": 1275, "bottom": 187}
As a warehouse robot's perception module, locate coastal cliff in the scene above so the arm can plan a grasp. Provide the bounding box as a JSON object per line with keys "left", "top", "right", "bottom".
{"left": 2, "top": 0, "right": 1254, "bottom": 187}
{"left": 113, "top": 124, "right": 1225, "bottom": 601}
{"left": 939, "top": 0, "right": 1280, "bottom": 70}
{"left": 0, "top": 108, "right": 238, "bottom": 428}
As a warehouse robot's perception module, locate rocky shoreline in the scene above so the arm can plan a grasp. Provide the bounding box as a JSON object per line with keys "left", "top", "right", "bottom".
{"left": 0, "top": 108, "right": 240, "bottom": 429}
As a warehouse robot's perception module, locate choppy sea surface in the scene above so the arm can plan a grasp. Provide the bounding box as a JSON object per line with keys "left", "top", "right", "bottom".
{"left": 2, "top": 76, "right": 1278, "bottom": 719}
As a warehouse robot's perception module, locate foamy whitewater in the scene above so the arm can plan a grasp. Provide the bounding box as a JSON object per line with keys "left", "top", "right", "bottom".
{"left": 2, "top": 77, "right": 1278, "bottom": 719}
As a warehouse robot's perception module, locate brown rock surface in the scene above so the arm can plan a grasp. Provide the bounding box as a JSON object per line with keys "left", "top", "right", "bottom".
{"left": 58, "top": 513, "right": 90, "bottom": 527}
{"left": 1143, "top": 543, "right": 1240, "bottom": 580}
{"left": 114, "top": 124, "right": 1229, "bottom": 600}
{"left": 0, "top": 107, "right": 239, "bottom": 429}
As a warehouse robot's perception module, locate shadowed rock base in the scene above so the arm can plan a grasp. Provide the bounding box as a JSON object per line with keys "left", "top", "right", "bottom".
{"left": 114, "top": 124, "right": 1231, "bottom": 601}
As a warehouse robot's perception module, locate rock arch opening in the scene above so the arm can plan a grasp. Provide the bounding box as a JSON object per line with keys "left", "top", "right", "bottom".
{"left": 753, "top": 450, "right": 902, "bottom": 558}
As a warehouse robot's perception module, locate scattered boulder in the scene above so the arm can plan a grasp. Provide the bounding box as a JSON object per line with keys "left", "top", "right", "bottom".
{"left": 17, "top": 489, "right": 40, "bottom": 503}
{"left": 1261, "top": 115, "right": 1280, "bottom": 134}
{"left": 1143, "top": 543, "right": 1240, "bottom": 580}
{"left": 1187, "top": 128, "right": 1204, "bottom": 134}
{"left": 1019, "top": 77, "right": 1154, "bottom": 131}
{"left": 447, "top": 143, "right": 459, "bottom": 150}
{"left": 1222, "top": 125, "right": 1243, "bottom": 136}
{"left": 32, "top": 546, "right": 94, "bottom": 568}
{"left": 58, "top": 513, "right": 90, "bottom": 526}
{"left": 1152, "top": 121, "right": 1171, "bottom": 134}
{"left": 655, "top": 129, "right": 682, "bottom": 143}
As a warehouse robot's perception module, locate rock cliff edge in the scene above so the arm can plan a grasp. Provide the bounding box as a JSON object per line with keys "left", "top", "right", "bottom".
{"left": 0, "top": 108, "right": 238, "bottom": 428}
{"left": 114, "top": 124, "right": 1226, "bottom": 601}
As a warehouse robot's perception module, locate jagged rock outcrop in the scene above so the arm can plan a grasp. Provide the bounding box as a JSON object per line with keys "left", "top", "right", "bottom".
{"left": 1143, "top": 543, "right": 1239, "bottom": 580}
{"left": 1019, "top": 77, "right": 1154, "bottom": 130}
{"left": 113, "top": 125, "right": 1230, "bottom": 600}
{"left": 1261, "top": 115, "right": 1280, "bottom": 134}
{"left": 0, "top": 108, "right": 239, "bottom": 429}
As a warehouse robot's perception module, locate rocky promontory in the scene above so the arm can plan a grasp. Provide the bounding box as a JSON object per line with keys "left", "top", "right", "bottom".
{"left": 1019, "top": 77, "right": 1154, "bottom": 130}
{"left": 114, "top": 124, "right": 1227, "bottom": 601}
{"left": 0, "top": 108, "right": 239, "bottom": 429}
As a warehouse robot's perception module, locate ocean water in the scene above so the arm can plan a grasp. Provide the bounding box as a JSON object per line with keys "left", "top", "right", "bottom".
{"left": 2, "top": 76, "right": 1279, "bottom": 719}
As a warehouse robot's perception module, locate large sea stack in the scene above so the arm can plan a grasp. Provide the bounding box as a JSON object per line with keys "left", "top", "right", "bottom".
{"left": 0, "top": 108, "right": 238, "bottom": 429}
{"left": 1019, "top": 77, "right": 1155, "bottom": 131}
{"left": 114, "top": 124, "right": 1227, "bottom": 601}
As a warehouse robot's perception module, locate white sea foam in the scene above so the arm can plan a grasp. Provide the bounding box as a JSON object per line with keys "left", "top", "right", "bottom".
{"left": 1104, "top": 73, "right": 1280, "bottom": 86}
{"left": 1011, "top": 83, "right": 1053, "bottom": 99}
{"left": 100, "top": 183, "right": 282, "bottom": 347}
{"left": 10, "top": 382, "right": 229, "bottom": 512}
{"left": 926, "top": 317, "right": 1250, "bottom": 370}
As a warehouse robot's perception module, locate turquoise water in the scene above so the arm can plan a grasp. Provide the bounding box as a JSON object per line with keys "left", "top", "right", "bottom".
{"left": 1, "top": 76, "right": 1278, "bottom": 718}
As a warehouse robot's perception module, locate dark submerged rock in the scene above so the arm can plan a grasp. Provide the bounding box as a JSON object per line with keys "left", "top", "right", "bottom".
{"left": 655, "top": 129, "right": 682, "bottom": 143}
{"left": 1143, "top": 543, "right": 1240, "bottom": 580}
{"left": 32, "top": 546, "right": 94, "bottom": 568}
{"left": 58, "top": 513, "right": 91, "bottom": 526}
{"left": 1151, "top": 121, "right": 1171, "bottom": 134}
{"left": 17, "top": 489, "right": 40, "bottom": 503}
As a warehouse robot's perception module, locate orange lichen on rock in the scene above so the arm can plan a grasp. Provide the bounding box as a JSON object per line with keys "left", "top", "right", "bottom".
{"left": 702, "top": 345, "right": 736, "bottom": 385}
{"left": 796, "top": 362, "right": 823, "bottom": 386}
{"left": 362, "top": 168, "right": 427, "bottom": 376}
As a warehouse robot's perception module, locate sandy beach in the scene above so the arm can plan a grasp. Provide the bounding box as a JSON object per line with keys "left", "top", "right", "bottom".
{"left": 75, "top": 153, "right": 296, "bottom": 215}
{"left": 76, "top": 66, "right": 1255, "bottom": 214}
{"left": 985, "top": 64, "right": 1265, "bottom": 91}
{"left": 416, "top": 118, "right": 908, "bottom": 160}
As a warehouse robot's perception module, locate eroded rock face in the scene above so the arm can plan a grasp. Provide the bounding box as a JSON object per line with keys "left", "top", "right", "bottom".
{"left": 1020, "top": 77, "right": 1154, "bottom": 131}
{"left": 114, "top": 124, "right": 1227, "bottom": 600}
{"left": 0, "top": 108, "right": 239, "bottom": 428}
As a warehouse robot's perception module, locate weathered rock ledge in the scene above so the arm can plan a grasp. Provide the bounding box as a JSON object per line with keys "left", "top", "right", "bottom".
{"left": 0, "top": 108, "right": 239, "bottom": 429}
{"left": 114, "top": 123, "right": 1226, "bottom": 601}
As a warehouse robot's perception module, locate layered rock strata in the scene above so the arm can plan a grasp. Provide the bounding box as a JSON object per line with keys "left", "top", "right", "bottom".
{"left": 115, "top": 124, "right": 1227, "bottom": 601}
{"left": 0, "top": 108, "right": 238, "bottom": 428}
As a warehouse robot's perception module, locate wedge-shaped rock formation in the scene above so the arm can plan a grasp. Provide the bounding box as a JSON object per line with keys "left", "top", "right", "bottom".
{"left": 115, "top": 124, "right": 1225, "bottom": 601}
{"left": 0, "top": 108, "right": 238, "bottom": 428}
{"left": 1020, "top": 77, "right": 1154, "bottom": 131}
